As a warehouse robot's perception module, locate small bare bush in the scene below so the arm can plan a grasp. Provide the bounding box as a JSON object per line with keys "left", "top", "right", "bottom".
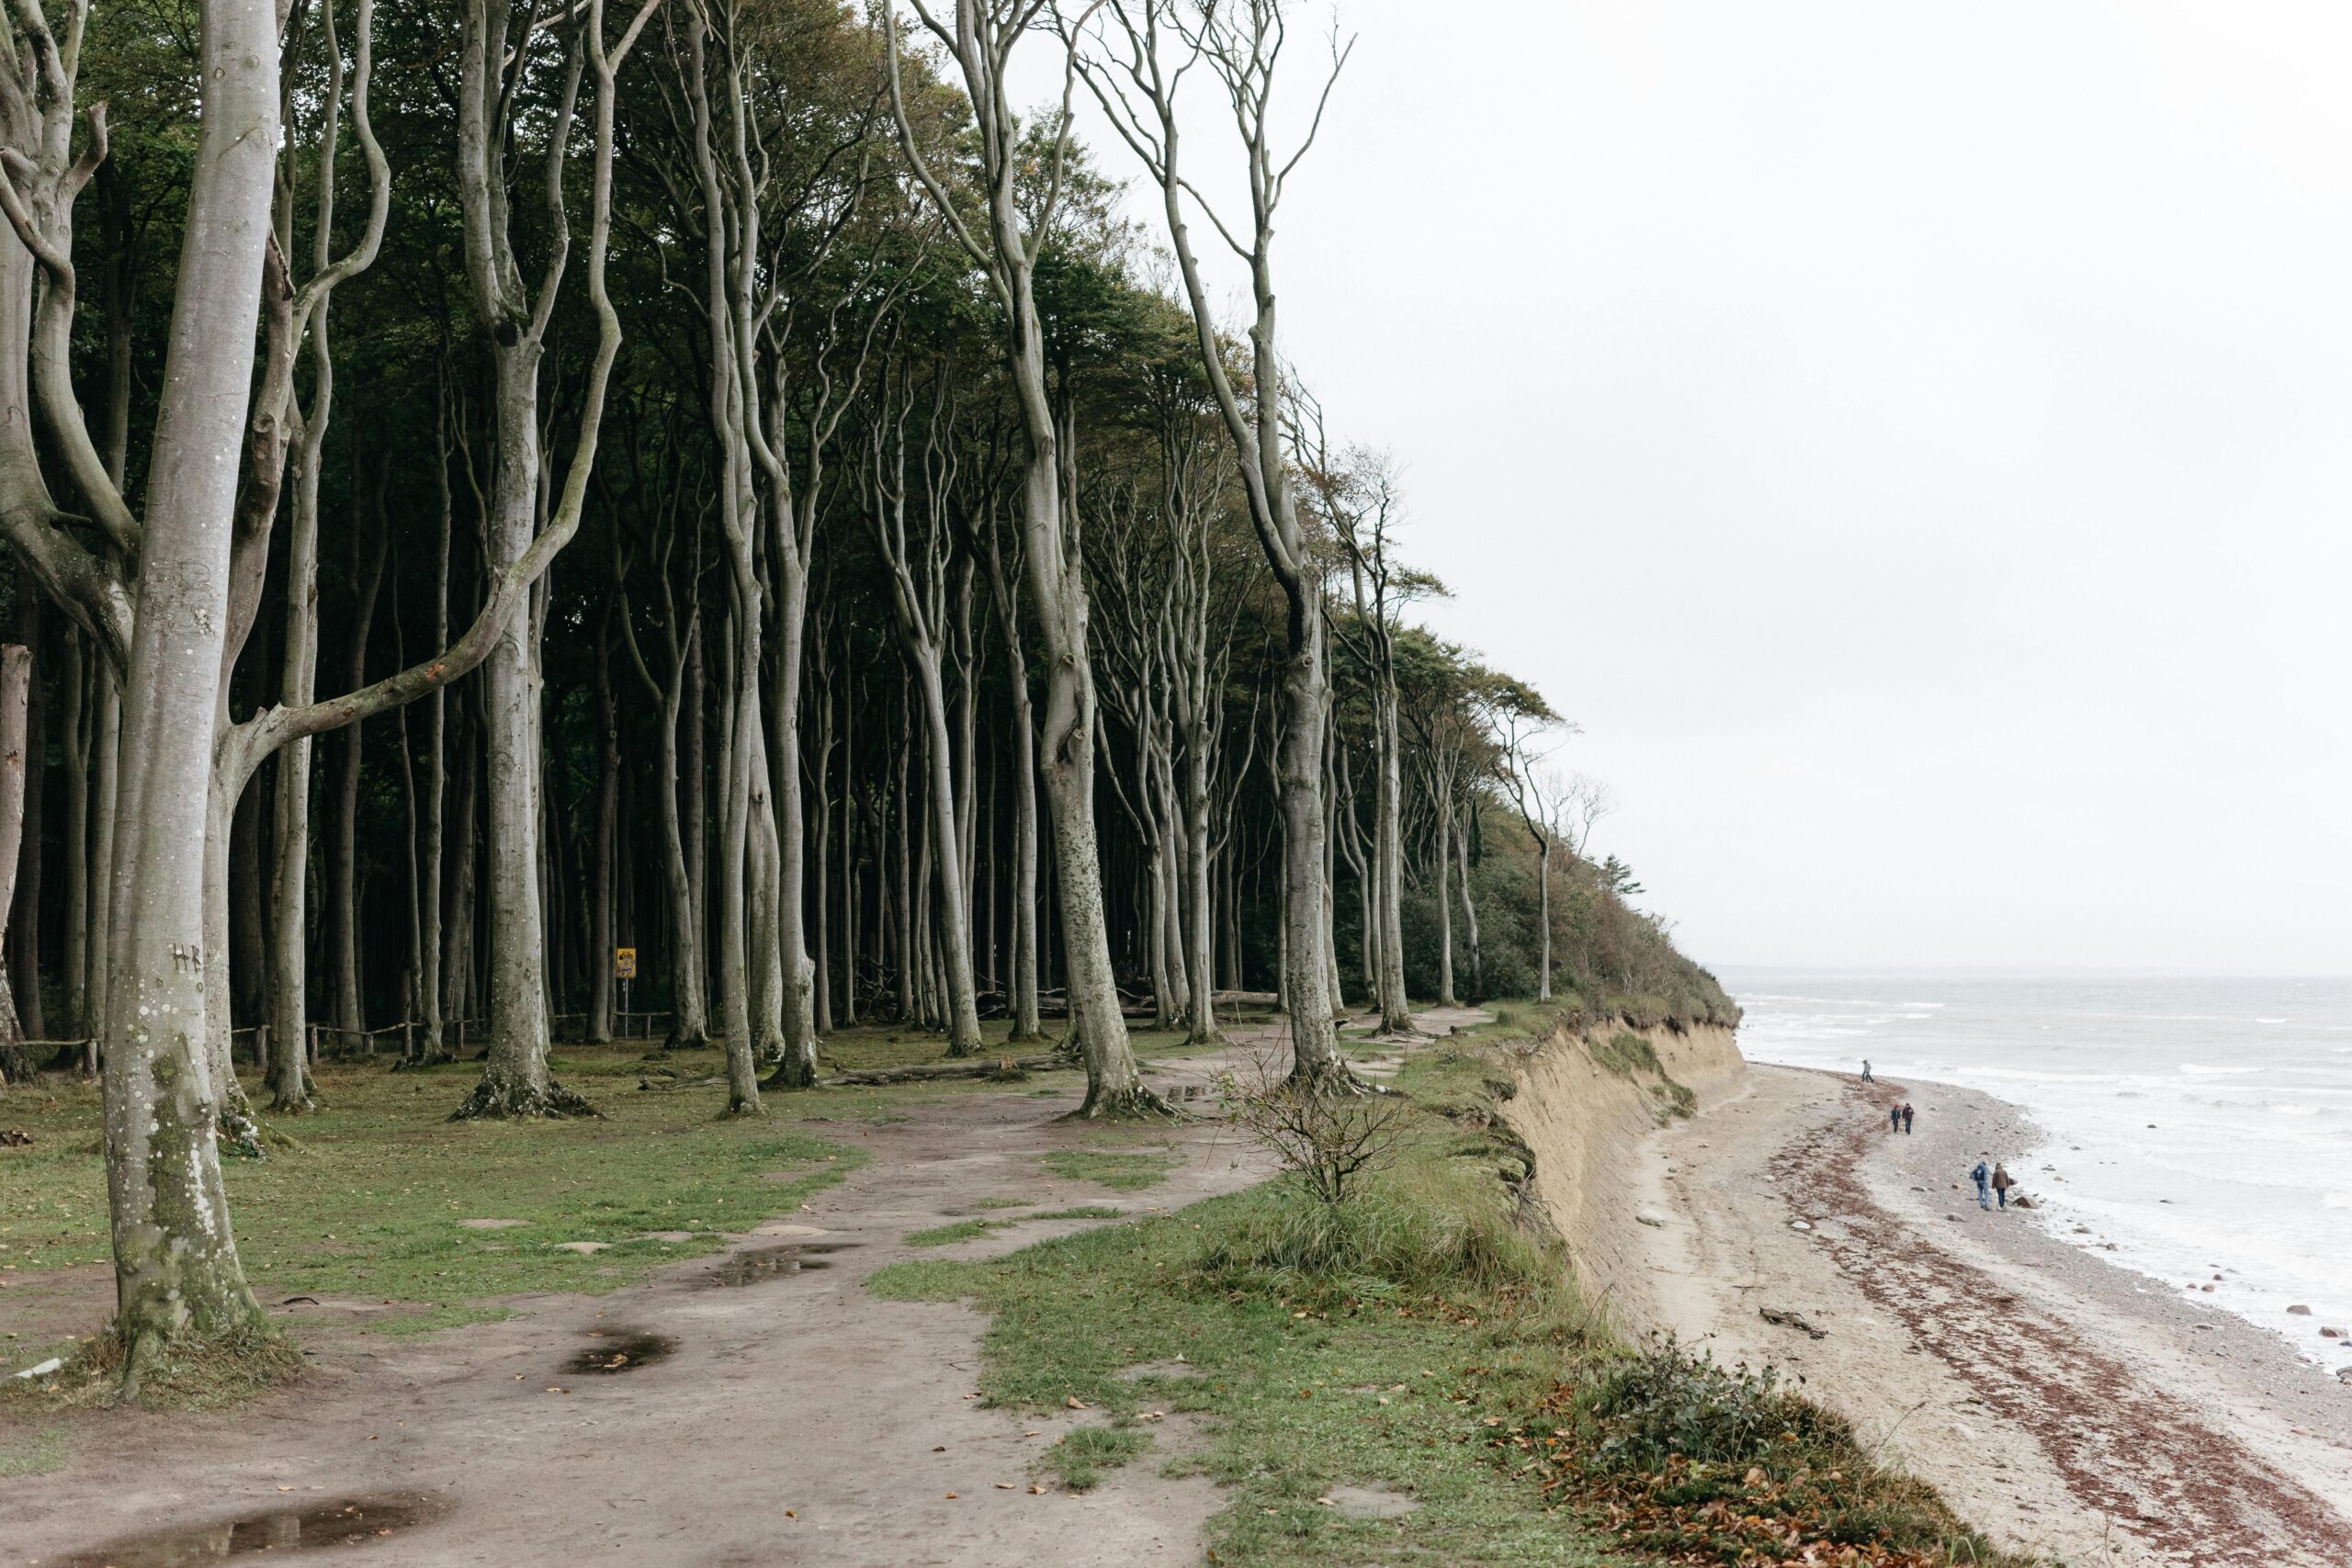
{"left": 1222, "top": 1055, "right": 1408, "bottom": 1204}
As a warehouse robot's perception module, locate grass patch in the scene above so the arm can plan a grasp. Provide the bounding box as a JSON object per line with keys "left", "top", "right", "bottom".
{"left": 867, "top": 1017, "right": 2029, "bottom": 1567}
{"left": 1042, "top": 1422, "right": 1152, "bottom": 1490}
{"left": 0, "top": 1049, "right": 865, "bottom": 1345}
{"left": 1038, "top": 1148, "right": 1176, "bottom": 1193}
{"left": 904, "top": 1219, "right": 1013, "bottom": 1248}
{"left": 0, "top": 1424, "right": 66, "bottom": 1478}
{"left": 906, "top": 1207, "right": 1127, "bottom": 1247}
{"left": 869, "top": 1051, "right": 1621, "bottom": 1565}
{"left": 972, "top": 1196, "right": 1036, "bottom": 1211}
{"left": 1592, "top": 1031, "right": 1664, "bottom": 1077}
{"left": 1591, "top": 1030, "right": 1697, "bottom": 1121}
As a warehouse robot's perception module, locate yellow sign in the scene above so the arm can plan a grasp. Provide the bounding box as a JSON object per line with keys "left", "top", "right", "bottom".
{"left": 615, "top": 947, "right": 638, "bottom": 980}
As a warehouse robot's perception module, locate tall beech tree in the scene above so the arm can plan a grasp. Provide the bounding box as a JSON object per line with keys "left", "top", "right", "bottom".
{"left": 885, "top": 0, "right": 1155, "bottom": 1116}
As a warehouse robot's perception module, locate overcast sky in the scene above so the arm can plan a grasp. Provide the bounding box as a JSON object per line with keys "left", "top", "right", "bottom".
{"left": 1030, "top": 2, "right": 2352, "bottom": 974}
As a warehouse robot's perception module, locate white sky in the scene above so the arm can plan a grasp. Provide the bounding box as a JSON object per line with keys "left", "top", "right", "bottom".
{"left": 1024, "top": 3, "right": 2352, "bottom": 974}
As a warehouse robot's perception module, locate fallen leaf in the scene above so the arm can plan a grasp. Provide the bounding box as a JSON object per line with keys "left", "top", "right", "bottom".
{"left": 1065, "top": 1395, "right": 1087, "bottom": 1409}
{"left": 783, "top": 1509, "right": 797, "bottom": 1519}
{"left": 944, "top": 1492, "right": 959, "bottom": 1500}
{"left": 932, "top": 1445, "right": 946, "bottom": 1453}
{"left": 995, "top": 1483, "right": 1015, "bottom": 1490}
{"left": 1027, "top": 1484, "right": 1046, "bottom": 1495}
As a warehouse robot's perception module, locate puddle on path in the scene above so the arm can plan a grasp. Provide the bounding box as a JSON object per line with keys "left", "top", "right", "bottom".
{"left": 563, "top": 1328, "right": 677, "bottom": 1374}
{"left": 50, "top": 1492, "right": 448, "bottom": 1565}
{"left": 704, "top": 1242, "right": 856, "bottom": 1287}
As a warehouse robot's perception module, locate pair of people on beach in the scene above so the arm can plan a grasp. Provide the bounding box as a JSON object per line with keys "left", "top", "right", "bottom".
{"left": 1972, "top": 1159, "right": 2015, "bottom": 1210}
{"left": 1886, "top": 1101, "right": 1914, "bottom": 1134}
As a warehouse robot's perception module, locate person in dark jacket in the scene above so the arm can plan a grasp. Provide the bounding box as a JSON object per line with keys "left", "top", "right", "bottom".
{"left": 1902, "top": 1103, "right": 1915, "bottom": 1134}
{"left": 1971, "top": 1159, "right": 1992, "bottom": 1210}
{"left": 1992, "top": 1162, "right": 2016, "bottom": 1210}
{"left": 1890, "top": 1103, "right": 1902, "bottom": 1134}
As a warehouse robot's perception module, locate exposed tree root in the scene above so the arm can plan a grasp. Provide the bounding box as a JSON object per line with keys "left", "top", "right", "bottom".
{"left": 1067, "top": 1083, "right": 1178, "bottom": 1122}
{"left": 448, "top": 1077, "right": 599, "bottom": 1121}
{"left": 0, "top": 1043, "right": 38, "bottom": 1085}
{"left": 663, "top": 1025, "right": 709, "bottom": 1053}
{"left": 760, "top": 1052, "right": 817, "bottom": 1091}
{"left": 1287, "top": 1057, "right": 1373, "bottom": 1097}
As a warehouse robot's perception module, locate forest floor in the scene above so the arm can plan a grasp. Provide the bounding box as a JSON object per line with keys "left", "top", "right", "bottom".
{"left": 0, "top": 1006, "right": 1510, "bottom": 1567}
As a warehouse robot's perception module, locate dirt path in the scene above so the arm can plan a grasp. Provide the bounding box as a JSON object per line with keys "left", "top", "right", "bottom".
{"left": 1627, "top": 1065, "right": 2352, "bottom": 1568}
{"left": 9, "top": 1047, "right": 1270, "bottom": 1567}
{"left": 7, "top": 1014, "right": 1483, "bottom": 1567}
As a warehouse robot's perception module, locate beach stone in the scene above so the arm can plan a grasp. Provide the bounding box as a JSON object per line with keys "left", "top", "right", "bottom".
{"left": 2321, "top": 1326, "right": 2345, "bottom": 1338}
{"left": 1789, "top": 1220, "right": 1813, "bottom": 1232}
{"left": 2337, "top": 1367, "right": 2352, "bottom": 1385}
{"left": 2286, "top": 1304, "right": 2312, "bottom": 1316}
{"left": 1635, "top": 1208, "right": 1669, "bottom": 1229}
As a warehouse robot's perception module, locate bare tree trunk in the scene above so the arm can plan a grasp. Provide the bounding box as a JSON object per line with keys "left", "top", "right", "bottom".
{"left": 450, "top": 0, "right": 651, "bottom": 1118}
{"left": 587, "top": 605, "right": 617, "bottom": 1044}
{"left": 417, "top": 380, "right": 453, "bottom": 1062}
{"left": 330, "top": 494, "right": 387, "bottom": 1041}
{"left": 887, "top": 6, "right": 1153, "bottom": 1118}
{"left": 100, "top": 0, "right": 283, "bottom": 1369}
{"left": 1456, "top": 808, "right": 1482, "bottom": 1001}
{"left": 59, "top": 626, "right": 88, "bottom": 1036}
{"left": 1080, "top": 0, "right": 1351, "bottom": 1088}
{"left": 9, "top": 597, "right": 42, "bottom": 1040}
{"left": 0, "top": 644, "right": 33, "bottom": 1081}
{"left": 1431, "top": 769, "right": 1455, "bottom": 1007}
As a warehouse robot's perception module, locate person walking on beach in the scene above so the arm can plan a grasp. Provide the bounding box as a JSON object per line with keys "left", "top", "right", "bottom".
{"left": 1862, "top": 1058, "right": 1874, "bottom": 1083}
{"left": 1890, "top": 1103, "right": 1902, "bottom": 1134}
{"left": 1971, "top": 1159, "right": 1992, "bottom": 1210}
{"left": 1992, "top": 1162, "right": 2015, "bottom": 1211}
{"left": 1902, "top": 1103, "right": 1915, "bottom": 1134}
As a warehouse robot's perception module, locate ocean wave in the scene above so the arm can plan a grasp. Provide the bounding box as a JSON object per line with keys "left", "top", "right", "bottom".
{"left": 2178, "top": 1063, "right": 2263, "bottom": 1077}
{"left": 2256, "top": 1017, "right": 2290, "bottom": 1024}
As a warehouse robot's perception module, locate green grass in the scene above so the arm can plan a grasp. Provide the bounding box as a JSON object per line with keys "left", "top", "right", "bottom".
{"left": 973, "top": 1196, "right": 1036, "bottom": 1211}
{"left": 1038, "top": 1148, "right": 1177, "bottom": 1193}
{"left": 905, "top": 1218, "right": 1012, "bottom": 1248}
{"left": 1042, "top": 1422, "right": 1153, "bottom": 1491}
{"left": 867, "top": 1010, "right": 2030, "bottom": 1568}
{"left": 870, "top": 1035, "right": 1622, "bottom": 1566}
{"left": 0, "top": 1424, "right": 66, "bottom": 1478}
{"left": 905, "top": 1206, "right": 1128, "bottom": 1248}
{"left": 0, "top": 1046, "right": 865, "bottom": 1335}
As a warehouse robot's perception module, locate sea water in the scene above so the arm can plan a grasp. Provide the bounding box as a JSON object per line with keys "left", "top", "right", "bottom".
{"left": 1720, "top": 971, "right": 2352, "bottom": 1367}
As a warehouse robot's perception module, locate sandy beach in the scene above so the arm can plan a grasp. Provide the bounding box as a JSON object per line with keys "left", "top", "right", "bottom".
{"left": 1615, "top": 1063, "right": 2352, "bottom": 1567}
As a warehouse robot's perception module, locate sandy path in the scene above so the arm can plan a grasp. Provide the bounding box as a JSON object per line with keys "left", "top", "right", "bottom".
{"left": 1624, "top": 1065, "right": 2352, "bottom": 1568}
{"left": 6, "top": 1046, "right": 1278, "bottom": 1568}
